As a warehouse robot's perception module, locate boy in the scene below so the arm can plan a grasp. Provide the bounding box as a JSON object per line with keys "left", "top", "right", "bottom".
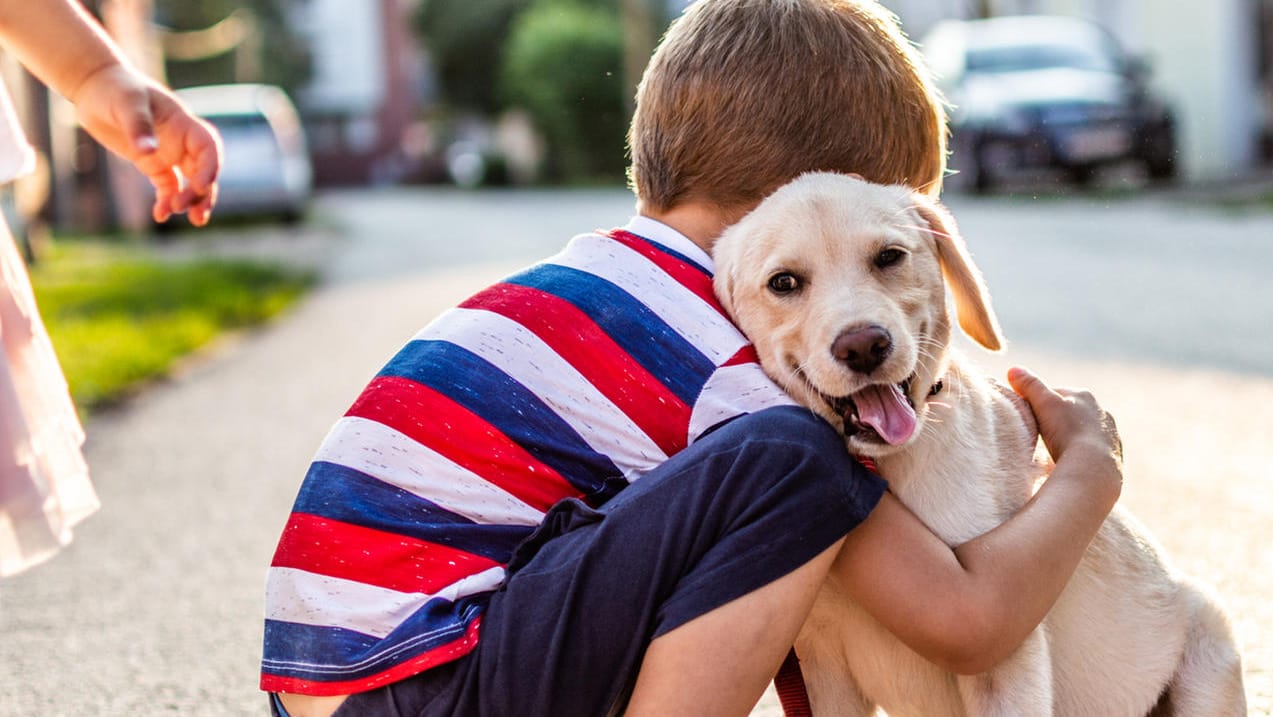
{"left": 266, "top": 1, "right": 1123, "bottom": 715}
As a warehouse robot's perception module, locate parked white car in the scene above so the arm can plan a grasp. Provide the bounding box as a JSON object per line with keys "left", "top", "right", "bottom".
{"left": 177, "top": 83, "right": 313, "bottom": 222}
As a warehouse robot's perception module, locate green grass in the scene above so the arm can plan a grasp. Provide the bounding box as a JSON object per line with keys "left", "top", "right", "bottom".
{"left": 29, "top": 240, "right": 315, "bottom": 413}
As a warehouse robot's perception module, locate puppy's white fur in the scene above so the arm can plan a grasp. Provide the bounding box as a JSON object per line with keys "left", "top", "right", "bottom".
{"left": 713, "top": 173, "right": 1246, "bottom": 716}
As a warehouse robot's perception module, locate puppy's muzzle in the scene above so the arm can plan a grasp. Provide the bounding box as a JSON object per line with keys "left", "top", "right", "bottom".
{"left": 832, "top": 325, "right": 893, "bottom": 375}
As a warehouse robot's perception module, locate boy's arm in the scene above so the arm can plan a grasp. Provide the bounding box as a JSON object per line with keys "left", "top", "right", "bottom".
{"left": 0, "top": 0, "right": 221, "bottom": 225}
{"left": 832, "top": 367, "right": 1122, "bottom": 675}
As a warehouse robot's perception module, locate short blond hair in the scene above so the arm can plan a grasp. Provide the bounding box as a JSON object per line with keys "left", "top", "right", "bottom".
{"left": 628, "top": 0, "right": 947, "bottom": 212}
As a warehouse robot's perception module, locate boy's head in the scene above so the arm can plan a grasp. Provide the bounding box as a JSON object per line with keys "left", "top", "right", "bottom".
{"left": 628, "top": 0, "right": 947, "bottom": 214}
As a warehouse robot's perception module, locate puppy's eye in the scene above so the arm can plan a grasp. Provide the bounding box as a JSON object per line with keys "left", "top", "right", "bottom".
{"left": 767, "top": 272, "right": 801, "bottom": 294}
{"left": 874, "top": 248, "right": 907, "bottom": 269}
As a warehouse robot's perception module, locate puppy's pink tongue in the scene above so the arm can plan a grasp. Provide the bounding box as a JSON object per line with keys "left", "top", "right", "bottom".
{"left": 853, "top": 383, "right": 917, "bottom": 445}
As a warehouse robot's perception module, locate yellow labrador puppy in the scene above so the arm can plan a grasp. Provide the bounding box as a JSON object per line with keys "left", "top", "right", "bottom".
{"left": 713, "top": 172, "right": 1245, "bottom": 716}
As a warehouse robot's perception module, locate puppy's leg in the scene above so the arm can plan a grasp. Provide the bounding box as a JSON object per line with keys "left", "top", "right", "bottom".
{"left": 957, "top": 626, "right": 1053, "bottom": 717}
{"left": 796, "top": 648, "right": 876, "bottom": 717}
{"left": 804, "top": 673, "right": 875, "bottom": 717}
{"left": 1157, "top": 581, "right": 1246, "bottom": 716}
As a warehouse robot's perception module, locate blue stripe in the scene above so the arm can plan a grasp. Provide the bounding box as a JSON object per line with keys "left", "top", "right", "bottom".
{"left": 628, "top": 233, "right": 712, "bottom": 278}
{"left": 505, "top": 264, "right": 716, "bottom": 406}
{"left": 378, "top": 340, "right": 624, "bottom": 497}
{"left": 262, "top": 595, "right": 487, "bottom": 683}
{"left": 292, "top": 461, "right": 530, "bottom": 563}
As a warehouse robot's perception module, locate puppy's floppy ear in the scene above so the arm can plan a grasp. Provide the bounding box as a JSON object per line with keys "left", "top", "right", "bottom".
{"left": 710, "top": 229, "right": 741, "bottom": 321}
{"left": 912, "top": 197, "right": 1004, "bottom": 351}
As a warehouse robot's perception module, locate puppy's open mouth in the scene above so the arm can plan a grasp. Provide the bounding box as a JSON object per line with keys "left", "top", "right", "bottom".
{"left": 826, "top": 376, "right": 918, "bottom": 446}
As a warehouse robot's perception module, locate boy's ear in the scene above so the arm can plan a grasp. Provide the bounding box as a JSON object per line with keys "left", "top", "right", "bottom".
{"left": 912, "top": 197, "right": 1004, "bottom": 351}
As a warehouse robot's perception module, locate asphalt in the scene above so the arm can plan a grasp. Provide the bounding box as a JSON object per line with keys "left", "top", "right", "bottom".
{"left": 0, "top": 186, "right": 1269, "bottom": 716}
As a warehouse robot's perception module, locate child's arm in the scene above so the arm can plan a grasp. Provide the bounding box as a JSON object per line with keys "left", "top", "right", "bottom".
{"left": 0, "top": 0, "right": 220, "bottom": 225}
{"left": 832, "top": 366, "right": 1122, "bottom": 675}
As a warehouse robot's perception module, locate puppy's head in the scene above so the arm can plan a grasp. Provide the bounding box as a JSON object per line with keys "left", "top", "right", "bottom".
{"left": 714, "top": 172, "right": 1003, "bottom": 457}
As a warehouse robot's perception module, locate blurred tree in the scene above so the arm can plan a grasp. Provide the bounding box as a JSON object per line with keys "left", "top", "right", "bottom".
{"left": 620, "top": 0, "right": 657, "bottom": 114}
{"left": 414, "top": 0, "right": 530, "bottom": 113}
{"left": 153, "top": 0, "right": 311, "bottom": 92}
{"left": 501, "top": 1, "right": 627, "bottom": 181}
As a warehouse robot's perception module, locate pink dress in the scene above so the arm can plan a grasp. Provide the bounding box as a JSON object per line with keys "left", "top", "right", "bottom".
{"left": 0, "top": 80, "right": 96, "bottom": 577}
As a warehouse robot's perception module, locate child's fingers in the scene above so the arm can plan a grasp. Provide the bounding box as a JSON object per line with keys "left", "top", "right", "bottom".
{"left": 121, "top": 90, "right": 160, "bottom": 156}
{"left": 147, "top": 165, "right": 182, "bottom": 223}
{"left": 183, "top": 125, "right": 222, "bottom": 195}
{"left": 182, "top": 185, "right": 217, "bottom": 227}
{"left": 1006, "top": 366, "right": 1062, "bottom": 407}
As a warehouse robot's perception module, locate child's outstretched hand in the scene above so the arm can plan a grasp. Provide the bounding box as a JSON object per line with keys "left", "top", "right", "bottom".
{"left": 1008, "top": 366, "right": 1123, "bottom": 504}
{"left": 70, "top": 63, "right": 221, "bottom": 226}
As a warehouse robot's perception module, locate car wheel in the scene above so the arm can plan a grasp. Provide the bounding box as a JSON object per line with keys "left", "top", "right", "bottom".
{"left": 945, "top": 132, "right": 992, "bottom": 193}
{"left": 1067, "top": 164, "right": 1098, "bottom": 187}
{"left": 1144, "top": 151, "right": 1178, "bottom": 183}
{"left": 1139, "top": 119, "right": 1179, "bottom": 184}
{"left": 1150, "top": 154, "right": 1176, "bottom": 182}
{"left": 971, "top": 161, "right": 995, "bottom": 193}
{"left": 966, "top": 140, "right": 996, "bottom": 194}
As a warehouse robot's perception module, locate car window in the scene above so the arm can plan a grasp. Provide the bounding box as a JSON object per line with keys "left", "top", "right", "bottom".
{"left": 966, "top": 41, "right": 1118, "bottom": 74}
{"left": 205, "top": 113, "right": 275, "bottom": 137}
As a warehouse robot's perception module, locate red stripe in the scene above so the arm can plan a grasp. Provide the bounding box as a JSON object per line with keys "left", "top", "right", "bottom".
{"left": 461, "top": 283, "right": 691, "bottom": 456}
{"left": 261, "top": 617, "right": 483, "bottom": 696}
{"left": 606, "top": 229, "right": 726, "bottom": 313}
{"left": 346, "top": 375, "right": 580, "bottom": 512}
{"left": 722, "top": 344, "right": 761, "bottom": 368}
{"left": 270, "top": 513, "right": 500, "bottom": 595}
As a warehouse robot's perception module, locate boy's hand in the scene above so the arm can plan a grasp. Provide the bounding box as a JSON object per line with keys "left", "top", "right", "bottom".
{"left": 1008, "top": 366, "right": 1123, "bottom": 500}
{"left": 70, "top": 63, "right": 222, "bottom": 226}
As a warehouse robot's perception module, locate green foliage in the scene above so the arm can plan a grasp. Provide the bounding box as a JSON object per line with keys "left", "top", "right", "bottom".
{"left": 414, "top": 0, "right": 530, "bottom": 113}
{"left": 501, "top": 3, "right": 628, "bottom": 181}
{"left": 154, "top": 0, "right": 311, "bottom": 92}
{"left": 30, "top": 241, "right": 313, "bottom": 412}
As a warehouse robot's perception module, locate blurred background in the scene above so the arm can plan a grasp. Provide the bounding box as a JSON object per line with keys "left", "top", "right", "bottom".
{"left": 0, "top": 0, "right": 1270, "bottom": 241}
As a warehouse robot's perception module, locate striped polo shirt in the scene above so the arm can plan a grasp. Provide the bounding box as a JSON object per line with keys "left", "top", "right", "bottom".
{"left": 260, "top": 216, "right": 793, "bottom": 695}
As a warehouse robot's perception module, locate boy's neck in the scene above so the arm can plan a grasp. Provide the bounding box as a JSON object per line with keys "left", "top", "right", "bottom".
{"left": 638, "top": 200, "right": 750, "bottom": 255}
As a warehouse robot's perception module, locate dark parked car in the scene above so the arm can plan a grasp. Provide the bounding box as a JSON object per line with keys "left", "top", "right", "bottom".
{"left": 921, "top": 16, "right": 1178, "bottom": 192}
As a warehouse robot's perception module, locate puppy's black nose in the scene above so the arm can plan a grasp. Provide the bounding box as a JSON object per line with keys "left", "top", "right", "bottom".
{"left": 832, "top": 325, "right": 892, "bottom": 374}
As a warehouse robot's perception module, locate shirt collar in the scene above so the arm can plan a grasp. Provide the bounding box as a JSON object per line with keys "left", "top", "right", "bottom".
{"left": 620, "top": 215, "right": 715, "bottom": 273}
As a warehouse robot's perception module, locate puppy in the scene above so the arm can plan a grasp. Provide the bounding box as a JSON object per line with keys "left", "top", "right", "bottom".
{"left": 713, "top": 173, "right": 1246, "bottom": 716}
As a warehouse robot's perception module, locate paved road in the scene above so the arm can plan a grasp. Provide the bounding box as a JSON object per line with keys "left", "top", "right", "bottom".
{"left": 0, "top": 187, "right": 1269, "bottom": 715}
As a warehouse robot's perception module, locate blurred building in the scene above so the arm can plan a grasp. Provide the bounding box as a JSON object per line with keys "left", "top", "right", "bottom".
{"left": 886, "top": 0, "right": 1272, "bottom": 181}
{"left": 288, "top": 0, "right": 430, "bottom": 186}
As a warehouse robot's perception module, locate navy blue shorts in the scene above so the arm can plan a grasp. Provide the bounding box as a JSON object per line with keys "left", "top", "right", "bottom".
{"left": 272, "top": 405, "right": 885, "bottom": 717}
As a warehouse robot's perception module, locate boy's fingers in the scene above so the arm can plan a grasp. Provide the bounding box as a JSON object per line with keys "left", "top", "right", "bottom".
{"left": 1006, "top": 366, "right": 1057, "bottom": 405}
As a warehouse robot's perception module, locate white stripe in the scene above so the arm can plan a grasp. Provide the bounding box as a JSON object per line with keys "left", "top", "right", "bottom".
{"left": 690, "top": 363, "right": 797, "bottom": 440}
{"left": 620, "top": 217, "right": 714, "bottom": 271}
{"left": 264, "top": 566, "right": 504, "bottom": 640}
{"left": 415, "top": 308, "right": 668, "bottom": 478}
{"left": 314, "top": 417, "right": 545, "bottom": 526}
{"left": 553, "top": 234, "right": 748, "bottom": 364}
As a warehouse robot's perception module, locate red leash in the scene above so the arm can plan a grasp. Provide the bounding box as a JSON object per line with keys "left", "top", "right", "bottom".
{"left": 774, "top": 649, "right": 814, "bottom": 717}
{"left": 774, "top": 455, "right": 880, "bottom": 717}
